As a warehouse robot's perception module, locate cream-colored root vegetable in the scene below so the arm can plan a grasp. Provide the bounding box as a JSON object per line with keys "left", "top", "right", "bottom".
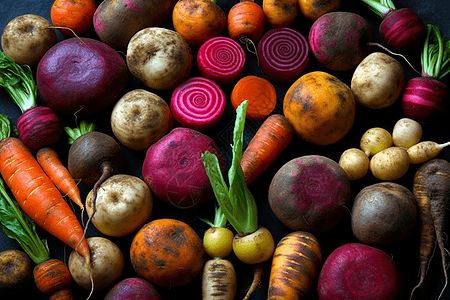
{"left": 339, "top": 148, "right": 370, "bottom": 180}
{"left": 369, "top": 146, "right": 410, "bottom": 181}
{"left": 407, "top": 141, "right": 450, "bottom": 164}
{"left": 360, "top": 127, "right": 393, "bottom": 157}
{"left": 392, "top": 118, "right": 423, "bottom": 148}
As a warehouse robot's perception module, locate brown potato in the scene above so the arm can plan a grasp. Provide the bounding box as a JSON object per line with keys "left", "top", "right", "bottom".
{"left": 1, "top": 14, "right": 57, "bottom": 67}
{"left": 0, "top": 249, "right": 34, "bottom": 294}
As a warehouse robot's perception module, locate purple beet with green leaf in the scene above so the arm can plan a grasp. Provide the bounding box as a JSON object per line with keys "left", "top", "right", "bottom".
{"left": 401, "top": 24, "right": 450, "bottom": 122}
{"left": 360, "top": 0, "right": 426, "bottom": 53}
{"left": 0, "top": 51, "right": 62, "bottom": 150}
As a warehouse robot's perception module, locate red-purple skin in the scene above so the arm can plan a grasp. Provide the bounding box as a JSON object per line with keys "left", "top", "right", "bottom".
{"left": 380, "top": 8, "right": 426, "bottom": 53}
{"left": 17, "top": 106, "right": 63, "bottom": 150}
{"left": 36, "top": 38, "right": 128, "bottom": 116}
{"left": 104, "top": 278, "right": 163, "bottom": 300}
{"left": 142, "top": 127, "right": 225, "bottom": 209}
{"left": 318, "top": 243, "right": 403, "bottom": 300}
{"left": 401, "top": 77, "right": 449, "bottom": 121}
{"left": 308, "top": 11, "right": 375, "bottom": 71}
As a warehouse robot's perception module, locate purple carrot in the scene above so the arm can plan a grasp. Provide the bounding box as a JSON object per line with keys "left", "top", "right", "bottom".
{"left": 0, "top": 51, "right": 62, "bottom": 150}
{"left": 359, "top": 0, "right": 426, "bottom": 53}
{"left": 401, "top": 24, "right": 450, "bottom": 122}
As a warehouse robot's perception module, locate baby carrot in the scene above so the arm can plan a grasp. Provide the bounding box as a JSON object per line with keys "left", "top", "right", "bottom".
{"left": 241, "top": 114, "right": 295, "bottom": 185}
{"left": 36, "top": 147, "right": 83, "bottom": 211}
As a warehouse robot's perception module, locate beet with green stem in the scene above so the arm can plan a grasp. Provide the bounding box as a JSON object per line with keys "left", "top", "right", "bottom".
{"left": 401, "top": 24, "right": 450, "bottom": 121}
{"left": 359, "top": 0, "right": 426, "bottom": 53}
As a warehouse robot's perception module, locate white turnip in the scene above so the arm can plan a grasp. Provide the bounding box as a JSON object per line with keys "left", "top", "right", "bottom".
{"left": 392, "top": 117, "right": 423, "bottom": 148}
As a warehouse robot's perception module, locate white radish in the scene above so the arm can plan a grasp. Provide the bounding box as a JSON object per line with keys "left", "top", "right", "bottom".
{"left": 392, "top": 118, "right": 423, "bottom": 148}
{"left": 360, "top": 127, "right": 393, "bottom": 157}
{"left": 407, "top": 141, "right": 450, "bottom": 164}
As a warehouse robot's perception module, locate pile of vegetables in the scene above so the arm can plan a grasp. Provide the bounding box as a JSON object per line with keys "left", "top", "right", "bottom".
{"left": 1, "top": 0, "right": 450, "bottom": 299}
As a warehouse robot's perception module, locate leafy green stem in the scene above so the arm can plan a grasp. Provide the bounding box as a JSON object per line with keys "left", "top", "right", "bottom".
{"left": 421, "top": 24, "right": 450, "bottom": 80}
{"left": 359, "top": 0, "right": 396, "bottom": 18}
{"left": 64, "top": 120, "right": 96, "bottom": 144}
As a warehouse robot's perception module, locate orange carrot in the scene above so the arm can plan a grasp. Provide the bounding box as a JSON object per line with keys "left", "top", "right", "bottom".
{"left": 227, "top": 0, "right": 265, "bottom": 46}
{"left": 268, "top": 231, "right": 322, "bottom": 300}
{"left": 36, "top": 147, "right": 83, "bottom": 211}
{"left": 0, "top": 137, "right": 91, "bottom": 267}
{"left": 241, "top": 114, "right": 295, "bottom": 185}
{"left": 231, "top": 75, "right": 277, "bottom": 120}
{"left": 34, "top": 258, "right": 73, "bottom": 298}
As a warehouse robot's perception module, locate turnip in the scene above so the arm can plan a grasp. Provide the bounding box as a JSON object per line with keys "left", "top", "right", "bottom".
{"left": 308, "top": 11, "right": 375, "bottom": 71}
{"left": 401, "top": 24, "right": 450, "bottom": 121}
{"left": 339, "top": 148, "right": 370, "bottom": 180}
{"left": 127, "top": 27, "right": 193, "bottom": 91}
{"left": 1, "top": 14, "right": 57, "bottom": 68}
{"left": 359, "top": 0, "right": 426, "bottom": 53}
{"left": 392, "top": 117, "right": 423, "bottom": 148}
{"left": 351, "top": 52, "right": 405, "bottom": 109}
{"left": 369, "top": 146, "right": 410, "bottom": 181}
{"left": 317, "top": 243, "right": 403, "bottom": 300}
{"left": 0, "top": 51, "right": 62, "bottom": 150}
{"left": 360, "top": 127, "right": 393, "bottom": 157}
{"left": 37, "top": 37, "right": 129, "bottom": 116}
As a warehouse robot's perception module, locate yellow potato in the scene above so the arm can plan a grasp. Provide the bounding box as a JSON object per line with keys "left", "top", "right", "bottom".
{"left": 339, "top": 148, "right": 370, "bottom": 180}
{"left": 369, "top": 147, "right": 410, "bottom": 181}
{"left": 360, "top": 127, "right": 393, "bottom": 156}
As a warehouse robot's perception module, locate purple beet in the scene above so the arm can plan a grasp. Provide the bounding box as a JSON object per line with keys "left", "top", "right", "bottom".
{"left": 360, "top": 0, "right": 426, "bottom": 53}
{"left": 104, "top": 277, "right": 163, "bottom": 300}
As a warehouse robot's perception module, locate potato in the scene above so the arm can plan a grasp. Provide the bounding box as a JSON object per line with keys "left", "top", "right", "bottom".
{"left": 1, "top": 14, "right": 57, "bottom": 67}
{"left": 93, "top": 0, "right": 176, "bottom": 49}
{"left": 351, "top": 52, "right": 405, "bottom": 109}
{"left": 111, "top": 89, "right": 174, "bottom": 151}
{"left": 68, "top": 237, "right": 124, "bottom": 291}
{"left": 85, "top": 174, "right": 153, "bottom": 237}
{"left": 392, "top": 117, "right": 422, "bottom": 148}
{"left": 369, "top": 146, "right": 410, "bottom": 181}
{"left": 351, "top": 182, "right": 417, "bottom": 244}
{"left": 127, "top": 27, "right": 193, "bottom": 91}
{"left": 0, "top": 250, "right": 33, "bottom": 294}
{"left": 360, "top": 127, "right": 393, "bottom": 157}
{"left": 339, "top": 148, "right": 369, "bottom": 180}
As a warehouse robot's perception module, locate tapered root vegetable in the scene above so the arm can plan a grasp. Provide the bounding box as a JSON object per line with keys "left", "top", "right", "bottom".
{"left": 34, "top": 259, "right": 72, "bottom": 296}
{"left": 407, "top": 141, "right": 450, "bottom": 164}
{"left": 360, "top": 127, "right": 393, "bottom": 157}
{"left": 339, "top": 148, "right": 370, "bottom": 180}
{"left": 241, "top": 114, "right": 295, "bottom": 185}
{"left": 268, "top": 231, "right": 322, "bottom": 300}
{"left": 392, "top": 118, "right": 422, "bottom": 148}
{"left": 202, "top": 259, "right": 237, "bottom": 300}
{"left": 369, "top": 146, "right": 410, "bottom": 181}
{"left": 411, "top": 158, "right": 450, "bottom": 300}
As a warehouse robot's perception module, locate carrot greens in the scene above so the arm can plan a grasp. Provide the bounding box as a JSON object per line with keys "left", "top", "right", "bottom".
{"left": 202, "top": 100, "right": 258, "bottom": 236}
{"left": 0, "top": 114, "right": 49, "bottom": 265}
{"left": 421, "top": 24, "right": 450, "bottom": 80}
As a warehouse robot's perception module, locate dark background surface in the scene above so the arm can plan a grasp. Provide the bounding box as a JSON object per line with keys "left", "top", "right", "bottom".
{"left": 1, "top": 0, "right": 450, "bottom": 299}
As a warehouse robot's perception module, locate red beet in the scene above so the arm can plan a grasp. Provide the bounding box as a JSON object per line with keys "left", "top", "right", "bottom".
{"left": 197, "top": 36, "right": 246, "bottom": 86}
{"left": 308, "top": 11, "right": 375, "bottom": 71}
{"left": 17, "top": 106, "right": 63, "bottom": 150}
{"left": 170, "top": 77, "right": 226, "bottom": 131}
{"left": 257, "top": 27, "right": 310, "bottom": 84}
{"left": 104, "top": 277, "right": 163, "bottom": 300}
{"left": 318, "top": 243, "right": 403, "bottom": 300}
{"left": 36, "top": 37, "right": 128, "bottom": 116}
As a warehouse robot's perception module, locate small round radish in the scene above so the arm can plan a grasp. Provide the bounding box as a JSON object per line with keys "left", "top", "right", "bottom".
{"left": 351, "top": 52, "right": 405, "bottom": 109}
{"left": 257, "top": 27, "right": 310, "bottom": 84}
{"left": 360, "top": 1, "right": 426, "bottom": 53}
{"left": 392, "top": 117, "right": 422, "bottom": 148}
{"left": 170, "top": 77, "right": 226, "bottom": 131}
{"left": 318, "top": 243, "right": 402, "bottom": 300}
{"left": 197, "top": 36, "right": 246, "bottom": 86}
{"left": 308, "top": 11, "right": 375, "bottom": 71}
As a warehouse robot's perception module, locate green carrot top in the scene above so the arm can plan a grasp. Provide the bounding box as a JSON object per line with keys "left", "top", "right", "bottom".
{"left": 421, "top": 24, "right": 450, "bottom": 80}
{"left": 64, "top": 119, "right": 96, "bottom": 144}
{"left": 359, "top": 0, "right": 396, "bottom": 18}
{"left": 202, "top": 100, "right": 258, "bottom": 237}
{"left": 0, "top": 51, "right": 37, "bottom": 112}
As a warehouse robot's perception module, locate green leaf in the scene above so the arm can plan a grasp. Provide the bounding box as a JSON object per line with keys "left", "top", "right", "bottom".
{"left": 64, "top": 120, "right": 96, "bottom": 144}
{"left": 0, "top": 114, "right": 12, "bottom": 140}
{"left": 421, "top": 24, "right": 450, "bottom": 80}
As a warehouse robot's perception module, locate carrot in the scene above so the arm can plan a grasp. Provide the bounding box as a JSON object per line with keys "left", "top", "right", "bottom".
{"left": 231, "top": 75, "right": 277, "bottom": 120}
{"left": 227, "top": 0, "right": 265, "bottom": 51}
{"left": 0, "top": 137, "right": 91, "bottom": 268}
{"left": 263, "top": 0, "right": 298, "bottom": 28}
{"left": 410, "top": 158, "right": 450, "bottom": 300}
{"left": 241, "top": 114, "right": 295, "bottom": 185}
{"left": 202, "top": 258, "right": 237, "bottom": 300}
{"left": 243, "top": 262, "right": 264, "bottom": 300}
{"left": 36, "top": 147, "right": 83, "bottom": 211}
{"left": 34, "top": 258, "right": 73, "bottom": 296}
{"left": 268, "top": 231, "right": 322, "bottom": 300}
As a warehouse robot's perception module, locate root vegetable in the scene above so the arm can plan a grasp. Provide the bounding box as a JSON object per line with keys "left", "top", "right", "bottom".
{"left": 411, "top": 159, "right": 450, "bottom": 299}
{"left": 351, "top": 52, "right": 405, "bottom": 109}
{"left": 1, "top": 14, "right": 57, "bottom": 68}
{"left": 227, "top": 0, "right": 266, "bottom": 47}
{"left": 392, "top": 117, "right": 423, "bottom": 148}
{"left": 0, "top": 250, "right": 34, "bottom": 294}
{"left": 263, "top": 0, "right": 298, "bottom": 28}
{"left": 369, "top": 146, "right": 410, "bottom": 181}
{"left": 339, "top": 148, "right": 370, "bottom": 180}
{"left": 51, "top": 0, "right": 97, "bottom": 36}
{"left": 407, "top": 141, "right": 450, "bottom": 164}
{"left": 68, "top": 236, "right": 124, "bottom": 291}
{"left": 104, "top": 277, "right": 163, "bottom": 300}
{"left": 360, "top": 127, "right": 393, "bottom": 157}
{"left": 202, "top": 259, "right": 237, "bottom": 300}
{"left": 298, "top": 0, "right": 342, "bottom": 22}
{"left": 127, "top": 27, "right": 193, "bottom": 91}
